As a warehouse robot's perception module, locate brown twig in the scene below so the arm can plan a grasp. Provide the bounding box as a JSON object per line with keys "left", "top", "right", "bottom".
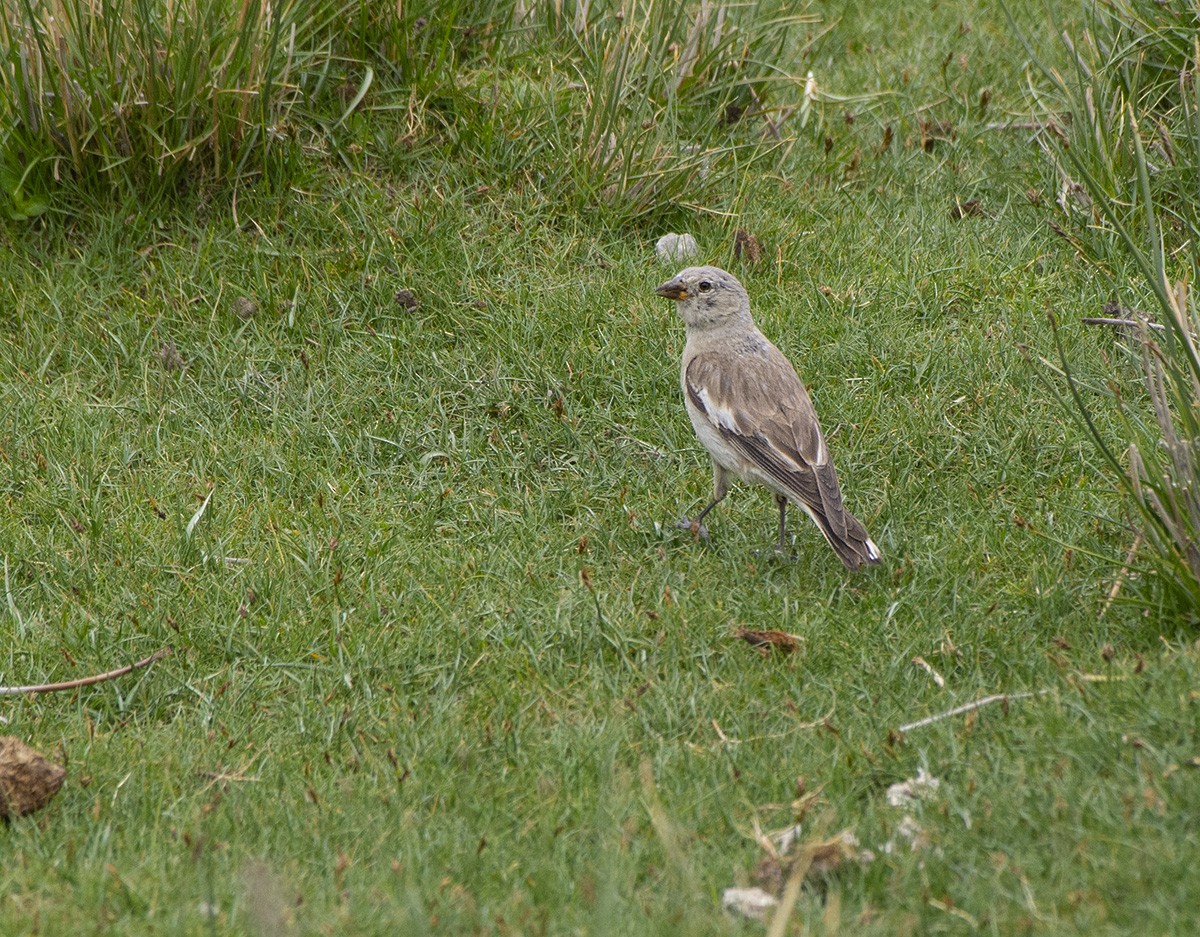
{"left": 898, "top": 689, "right": 1049, "bottom": 734}
{"left": 0, "top": 647, "right": 171, "bottom": 697}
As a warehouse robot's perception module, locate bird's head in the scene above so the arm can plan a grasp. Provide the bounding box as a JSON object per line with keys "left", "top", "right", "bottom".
{"left": 655, "top": 265, "right": 752, "bottom": 331}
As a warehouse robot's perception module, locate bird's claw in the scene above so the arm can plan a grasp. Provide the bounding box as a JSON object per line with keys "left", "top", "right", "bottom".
{"left": 675, "top": 517, "right": 710, "bottom": 541}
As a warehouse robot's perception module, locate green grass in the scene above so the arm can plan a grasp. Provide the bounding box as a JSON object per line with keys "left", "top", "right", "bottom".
{"left": 2, "top": 1, "right": 1199, "bottom": 935}
{"left": 1026, "top": 0, "right": 1200, "bottom": 614}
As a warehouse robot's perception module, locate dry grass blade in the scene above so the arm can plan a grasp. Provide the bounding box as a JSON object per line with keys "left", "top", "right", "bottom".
{"left": 1100, "top": 531, "right": 1143, "bottom": 617}
{"left": 912, "top": 656, "right": 946, "bottom": 688}
{"left": 1081, "top": 316, "right": 1165, "bottom": 332}
{"left": 765, "top": 852, "right": 811, "bottom": 937}
{"left": 898, "top": 690, "right": 1050, "bottom": 733}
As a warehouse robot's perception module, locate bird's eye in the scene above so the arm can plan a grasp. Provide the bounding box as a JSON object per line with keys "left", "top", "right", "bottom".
{"left": 698, "top": 280, "right": 712, "bottom": 293}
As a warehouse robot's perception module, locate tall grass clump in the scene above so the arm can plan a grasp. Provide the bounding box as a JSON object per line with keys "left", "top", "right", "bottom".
{"left": 446, "top": 0, "right": 816, "bottom": 225}
{"left": 330, "top": 0, "right": 505, "bottom": 94}
{"left": 0, "top": 0, "right": 816, "bottom": 225}
{"left": 0, "top": 0, "right": 352, "bottom": 214}
{"left": 1031, "top": 1, "right": 1200, "bottom": 615}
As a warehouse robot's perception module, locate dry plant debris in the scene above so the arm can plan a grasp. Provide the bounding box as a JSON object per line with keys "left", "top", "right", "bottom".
{"left": 0, "top": 647, "right": 172, "bottom": 697}
{"left": 880, "top": 770, "right": 943, "bottom": 855}
{"left": 949, "top": 198, "right": 983, "bottom": 220}
{"left": 885, "top": 768, "right": 940, "bottom": 807}
{"left": 752, "top": 829, "right": 862, "bottom": 895}
{"left": 154, "top": 340, "right": 186, "bottom": 371}
{"left": 733, "top": 627, "right": 803, "bottom": 655}
{"left": 394, "top": 289, "right": 420, "bottom": 310}
{"left": 734, "top": 228, "right": 763, "bottom": 265}
{"left": 918, "top": 117, "right": 956, "bottom": 150}
{"left": 725, "top": 771, "right": 950, "bottom": 922}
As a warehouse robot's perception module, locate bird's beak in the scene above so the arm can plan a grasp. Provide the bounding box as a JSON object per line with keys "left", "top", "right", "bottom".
{"left": 655, "top": 278, "right": 688, "bottom": 300}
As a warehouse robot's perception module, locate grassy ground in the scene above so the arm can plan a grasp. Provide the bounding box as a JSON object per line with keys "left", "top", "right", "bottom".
{"left": 2, "top": 1, "right": 1199, "bottom": 935}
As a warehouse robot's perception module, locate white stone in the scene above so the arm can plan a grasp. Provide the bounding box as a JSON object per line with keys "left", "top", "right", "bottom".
{"left": 722, "top": 886, "right": 779, "bottom": 921}
{"left": 655, "top": 232, "right": 699, "bottom": 265}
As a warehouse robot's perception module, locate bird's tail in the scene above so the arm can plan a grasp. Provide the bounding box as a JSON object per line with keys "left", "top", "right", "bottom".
{"left": 813, "top": 508, "right": 881, "bottom": 572}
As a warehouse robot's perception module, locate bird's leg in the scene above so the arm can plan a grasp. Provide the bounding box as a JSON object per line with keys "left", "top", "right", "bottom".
{"left": 775, "top": 494, "right": 789, "bottom": 554}
{"left": 676, "top": 463, "right": 729, "bottom": 541}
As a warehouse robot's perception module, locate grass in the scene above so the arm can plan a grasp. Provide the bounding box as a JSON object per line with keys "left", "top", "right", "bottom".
{"left": 0, "top": 0, "right": 811, "bottom": 225}
{"left": 2, "top": 1, "right": 1199, "bottom": 934}
{"left": 1027, "top": 0, "right": 1200, "bottom": 614}
{"left": 0, "top": 0, "right": 329, "bottom": 210}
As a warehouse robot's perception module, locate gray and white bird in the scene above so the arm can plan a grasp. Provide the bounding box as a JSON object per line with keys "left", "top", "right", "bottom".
{"left": 656, "top": 265, "right": 881, "bottom": 570}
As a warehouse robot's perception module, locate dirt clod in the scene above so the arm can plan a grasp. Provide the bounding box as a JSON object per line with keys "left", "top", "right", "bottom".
{"left": 0, "top": 737, "right": 65, "bottom": 819}
{"left": 949, "top": 198, "right": 983, "bottom": 220}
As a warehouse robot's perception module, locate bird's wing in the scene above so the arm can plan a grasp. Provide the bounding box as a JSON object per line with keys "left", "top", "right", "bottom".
{"left": 685, "top": 346, "right": 850, "bottom": 540}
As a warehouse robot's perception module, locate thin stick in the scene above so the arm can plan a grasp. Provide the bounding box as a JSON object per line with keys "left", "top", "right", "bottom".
{"left": 898, "top": 689, "right": 1049, "bottom": 733}
{"left": 1100, "top": 531, "right": 1143, "bottom": 617}
{"left": 0, "top": 648, "right": 171, "bottom": 697}
{"left": 1081, "top": 317, "right": 1165, "bottom": 332}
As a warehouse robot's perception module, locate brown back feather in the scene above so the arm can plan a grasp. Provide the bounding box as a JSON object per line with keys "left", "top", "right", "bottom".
{"left": 685, "top": 346, "right": 851, "bottom": 541}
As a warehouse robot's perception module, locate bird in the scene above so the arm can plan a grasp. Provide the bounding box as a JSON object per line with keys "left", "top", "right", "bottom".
{"left": 655, "top": 265, "right": 881, "bottom": 570}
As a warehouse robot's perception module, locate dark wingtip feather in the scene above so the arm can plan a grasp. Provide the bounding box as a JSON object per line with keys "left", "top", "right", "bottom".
{"left": 815, "top": 512, "right": 881, "bottom": 571}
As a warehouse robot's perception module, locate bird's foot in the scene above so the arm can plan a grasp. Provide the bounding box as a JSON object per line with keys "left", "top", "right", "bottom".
{"left": 675, "top": 517, "right": 710, "bottom": 542}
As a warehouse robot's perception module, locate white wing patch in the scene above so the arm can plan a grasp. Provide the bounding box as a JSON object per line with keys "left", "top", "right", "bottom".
{"left": 813, "top": 431, "right": 828, "bottom": 466}
{"left": 693, "top": 385, "right": 742, "bottom": 435}
{"left": 693, "top": 380, "right": 815, "bottom": 479}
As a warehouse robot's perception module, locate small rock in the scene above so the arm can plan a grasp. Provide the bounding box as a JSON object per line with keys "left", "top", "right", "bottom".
{"left": 655, "top": 233, "right": 698, "bottom": 265}
{"left": 0, "top": 736, "right": 65, "bottom": 818}
{"left": 722, "top": 887, "right": 778, "bottom": 921}
{"left": 232, "top": 296, "right": 257, "bottom": 319}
